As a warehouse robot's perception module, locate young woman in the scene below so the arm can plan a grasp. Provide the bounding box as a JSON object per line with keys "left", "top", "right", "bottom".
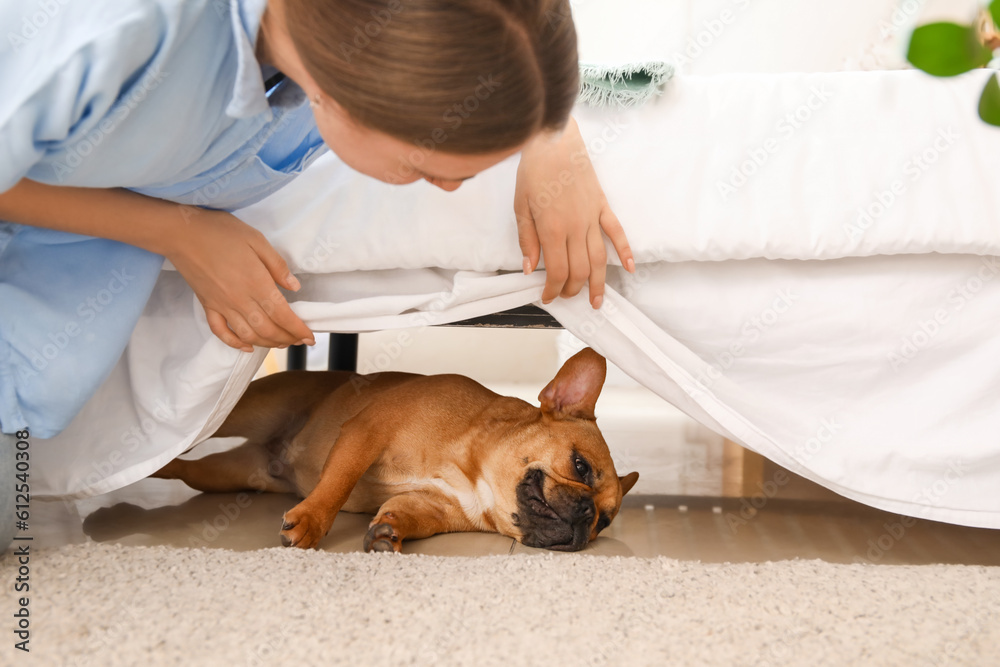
{"left": 0, "top": 0, "right": 633, "bottom": 440}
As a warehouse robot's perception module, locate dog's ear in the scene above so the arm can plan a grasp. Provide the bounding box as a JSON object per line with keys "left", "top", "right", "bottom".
{"left": 619, "top": 471, "right": 639, "bottom": 496}
{"left": 539, "top": 348, "right": 607, "bottom": 420}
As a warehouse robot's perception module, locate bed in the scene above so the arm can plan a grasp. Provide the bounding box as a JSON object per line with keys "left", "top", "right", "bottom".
{"left": 31, "top": 0, "right": 1000, "bottom": 530}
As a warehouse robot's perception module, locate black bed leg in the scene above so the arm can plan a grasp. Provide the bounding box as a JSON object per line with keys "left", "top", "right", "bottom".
{"left": 287, "top": 344, "right": 307, "bottom": 371}
{"left": 286, "top": 334, "right": 358, "bottom": 371}
{"left": 328, "top": 333, "right": 359, "bottom": 372}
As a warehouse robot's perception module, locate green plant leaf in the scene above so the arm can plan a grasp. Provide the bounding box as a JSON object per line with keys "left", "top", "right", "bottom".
{"left": 907, "top": 22, "right": 993, "bottom": 76}
{"left": 991, "top": 0, "right": 1000, "bottom": 32}
{"left": 979, "top": 74, "right": 1000, "bottom": 126}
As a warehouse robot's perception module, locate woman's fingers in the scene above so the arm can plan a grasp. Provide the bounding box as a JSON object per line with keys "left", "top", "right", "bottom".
{"left": 253, "top": 232, "right": 303, "bottom": 291}
{"left": 206, "top": 309, "right": 253, "bottom": 353}
{"left": 261, "top": 292, "right": 315, "bottom": 347}
{"left": 169, "top": 209, "right": 314, "bottom": 350}
{"left": 586, "top": 224, "right": 608, "bottom": 309}
{"left": 515, "top": 203, "right": 541, "bottom": 275}
{"left": 242, "top": 300, "right": 302, "bottom": 348}
{"left": 225, "top": 309, "right": 269, "bottom": 349}
{"left": 539, "top": 230, "right": 568, "bottom": 304}
{"left": 249, "top": 234, "right": 314, "bottom": 345}
{"left": 599, "top": 204, "right": 635, "bottom": 273}
{"left": 560, "top": 230, "right": 591, "bottom": 300}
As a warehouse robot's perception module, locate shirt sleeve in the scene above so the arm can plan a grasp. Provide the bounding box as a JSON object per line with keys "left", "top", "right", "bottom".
{"left": 0, "top": 2, "right": 164, "bottom": 193}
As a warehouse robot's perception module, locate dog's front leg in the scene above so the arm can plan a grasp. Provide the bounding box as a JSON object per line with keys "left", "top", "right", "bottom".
{"left": 280, "top": 413, "right": 388, "bottom": 549}
{"left": 364, "top": 490, "right": 475, "bottom": 553}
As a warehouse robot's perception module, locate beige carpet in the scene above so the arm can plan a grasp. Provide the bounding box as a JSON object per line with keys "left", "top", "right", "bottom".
{"left": 3, "top": 543, "right": 999, "bottom": 666}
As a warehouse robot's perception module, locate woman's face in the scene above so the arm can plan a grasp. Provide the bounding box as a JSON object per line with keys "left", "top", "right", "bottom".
{"left": 311, "top": 96, "right": 526, "bottom": 191}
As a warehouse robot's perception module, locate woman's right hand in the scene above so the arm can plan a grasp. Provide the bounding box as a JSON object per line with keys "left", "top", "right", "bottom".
{"left": 0, "top": 180, "right": 313, "bottom": 353}
{"left": 165, "top": 207, "right": 315, "bottom": 353}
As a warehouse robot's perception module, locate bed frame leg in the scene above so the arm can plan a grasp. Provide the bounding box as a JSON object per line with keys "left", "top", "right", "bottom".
{"left": 328, "top": 333, "right": 358, "bottom": 372}
{"left": 286, "top": 345, "right": 307, "bottom": 371}
{"left": 285, "top": 334, "right": 359, "bottom": 372}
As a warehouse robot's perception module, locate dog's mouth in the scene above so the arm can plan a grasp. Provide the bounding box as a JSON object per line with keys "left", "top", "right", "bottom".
{"left": 513, "top": 468, "right": 592, "bottom": 552}
{"left": 522, "top": 469, "right": 561, "bottom": 521}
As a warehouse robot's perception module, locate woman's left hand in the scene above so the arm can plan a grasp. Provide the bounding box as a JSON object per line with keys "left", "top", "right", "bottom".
{"left": 514, "top": 116, "right": 635, "bottom": 310}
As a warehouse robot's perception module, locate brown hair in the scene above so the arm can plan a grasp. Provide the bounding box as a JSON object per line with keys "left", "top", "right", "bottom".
{"left": 284, "top": 0, "right": 579, "bottom": 154}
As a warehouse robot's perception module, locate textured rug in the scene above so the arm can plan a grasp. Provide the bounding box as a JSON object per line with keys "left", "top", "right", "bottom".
{"left": 2, "top": 543, "right": 999, "bottom": 666}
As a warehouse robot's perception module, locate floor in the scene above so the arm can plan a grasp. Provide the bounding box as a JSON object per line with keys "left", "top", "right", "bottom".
{"left": 27, "top": 342, "right": 1000, "bottom": 567}
{"left": 32, "top": 478, "right": 1000, "bottom": 566}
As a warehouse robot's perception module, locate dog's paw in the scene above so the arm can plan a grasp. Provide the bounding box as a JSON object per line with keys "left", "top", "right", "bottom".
{"left": 279, "top": 503, "right": 330, "bottom": 549}
{"left": 364, "top": 522, "right": 401, "bottom": 553}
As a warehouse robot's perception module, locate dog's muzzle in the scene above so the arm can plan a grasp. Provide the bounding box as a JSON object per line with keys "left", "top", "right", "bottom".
{"left": 513, "top": 468, "right": 596, "bottom": 552}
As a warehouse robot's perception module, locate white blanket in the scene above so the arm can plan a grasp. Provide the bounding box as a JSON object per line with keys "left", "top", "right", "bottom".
{"left": 32, "top": 67, "right": 1000, "bottom": 529}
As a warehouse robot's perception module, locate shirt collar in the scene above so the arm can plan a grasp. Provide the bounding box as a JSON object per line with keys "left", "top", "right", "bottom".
{"left": 225, "top": 0, "right": 272, "bottom": 119}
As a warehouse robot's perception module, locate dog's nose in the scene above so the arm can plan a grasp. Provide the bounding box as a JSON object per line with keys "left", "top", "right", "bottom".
{"left": 572, "top": 497, "right": 596, "bottom": 523}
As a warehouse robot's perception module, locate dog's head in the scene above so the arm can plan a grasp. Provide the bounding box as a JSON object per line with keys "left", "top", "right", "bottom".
{"left": 491, "top": 348, "right": 638, "bottom": 551}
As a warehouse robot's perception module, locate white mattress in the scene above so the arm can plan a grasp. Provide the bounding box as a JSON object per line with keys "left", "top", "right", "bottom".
{"left": 30, "top": 1, "right": 1000, "bottom": 530}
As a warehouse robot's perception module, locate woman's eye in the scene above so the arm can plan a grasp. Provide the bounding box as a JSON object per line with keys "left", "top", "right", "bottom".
{"left": 574, "top": 457, "right": 590, "bottom": 478}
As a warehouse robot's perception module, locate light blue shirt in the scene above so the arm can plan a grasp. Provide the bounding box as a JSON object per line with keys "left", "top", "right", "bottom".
{"left": 0, "top": 0, "right": 327, "bottom": 437}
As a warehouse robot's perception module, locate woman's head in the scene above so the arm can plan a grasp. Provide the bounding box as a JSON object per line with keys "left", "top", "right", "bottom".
{"left": 279, "top": 0, "right": 579, "bottom": 187}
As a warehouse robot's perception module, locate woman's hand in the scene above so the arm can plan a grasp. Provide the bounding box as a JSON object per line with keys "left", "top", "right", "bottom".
{"left": 514, "top": 116, "right": 635, "bottom": 309}
{"left": 0, "top": 180, "right": 313, "bottom": 353}
{"left": 164, "top": 208, "right": 315, "bottom": 352}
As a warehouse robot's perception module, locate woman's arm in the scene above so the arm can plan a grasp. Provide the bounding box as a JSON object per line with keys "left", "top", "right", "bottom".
{"left": 514, "top": 117, "right": 635, "bottom": 310}
{"left": 0, "top": 179, "right": 315, "bottom": 352}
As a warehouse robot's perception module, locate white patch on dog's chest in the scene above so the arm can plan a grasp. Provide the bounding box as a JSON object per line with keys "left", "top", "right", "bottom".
{"left": 426, "top": 476, "right": 495, "bottom": 525}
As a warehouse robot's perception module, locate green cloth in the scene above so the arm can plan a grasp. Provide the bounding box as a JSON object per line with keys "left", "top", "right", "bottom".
{"left": 578, "top": 61, "right": 674, "bottom": 109}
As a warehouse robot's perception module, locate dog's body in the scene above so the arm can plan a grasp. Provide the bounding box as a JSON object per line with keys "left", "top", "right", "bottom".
{"left": 154, "top": 348, "right": 638, "bottom": 552}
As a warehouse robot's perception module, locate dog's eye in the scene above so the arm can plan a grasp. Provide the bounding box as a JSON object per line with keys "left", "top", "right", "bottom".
{"left": 574, "top": 457, "right": 591, "bottom": 479}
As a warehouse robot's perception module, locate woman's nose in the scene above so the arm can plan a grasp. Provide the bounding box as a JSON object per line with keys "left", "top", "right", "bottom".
{"left": 425, "top": 177, "right": 464, "bottom": 192}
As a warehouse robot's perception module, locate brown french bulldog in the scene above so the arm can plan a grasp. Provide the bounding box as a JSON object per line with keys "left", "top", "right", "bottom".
{"left": 153, "top": 348, "right": 638, "bottom": 552}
